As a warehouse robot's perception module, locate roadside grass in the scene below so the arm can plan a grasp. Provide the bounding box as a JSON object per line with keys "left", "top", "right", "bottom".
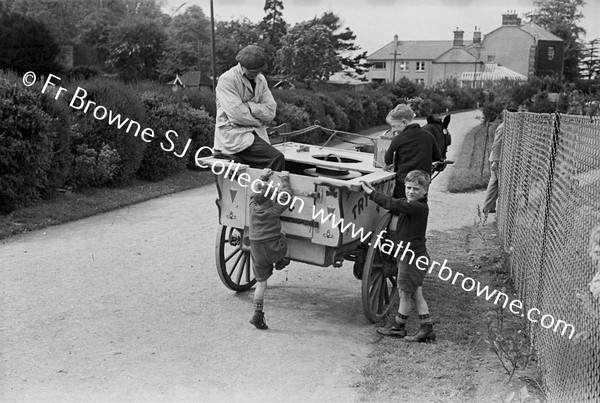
{"left": 447, "top": 122, "right": 500, "bottom": 193}
{"left": 357, "top": 224, "right": 544, "bottom": 402}
{"left": 0, "top": 169, "right": 214, "bottom": 241}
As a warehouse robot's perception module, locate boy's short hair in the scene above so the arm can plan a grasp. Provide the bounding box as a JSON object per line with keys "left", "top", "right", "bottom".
{"left": 405, "top": 170, "right": 430, "bottom": 188}
{"left": 386, "top": 104, "right": 415, "bottom": 125}
{"left": 253, "top": 180, "right": 269, "bottom": 204}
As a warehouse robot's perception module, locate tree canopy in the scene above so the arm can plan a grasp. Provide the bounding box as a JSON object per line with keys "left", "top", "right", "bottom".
{"left": 0, "top": 10, "right": 61, "bottom": 74}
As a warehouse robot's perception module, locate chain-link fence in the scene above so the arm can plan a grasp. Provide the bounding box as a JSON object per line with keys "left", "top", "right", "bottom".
{"left": 497, "top": 112, "right": 600, "bottom": 402}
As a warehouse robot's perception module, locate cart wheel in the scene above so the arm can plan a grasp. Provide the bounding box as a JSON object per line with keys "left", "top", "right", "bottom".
{"left": 216, "top": 225, "right": 256, "bottom": 291}
{"left": 361, "top": 212, "right": 398, "bottom": 322}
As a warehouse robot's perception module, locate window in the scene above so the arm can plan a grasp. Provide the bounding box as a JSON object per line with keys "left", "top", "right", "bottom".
{"left": 415, "top": 62, "right": 425, "bottom": 71}
{"left": 548, "top": 47, "right": 555, "bottom": 61}
{"left": 373, "top": 61, "right": 386, "bottom": 69}
{"left": 415, "top": 78, "right": 424, "bottom": 85}
{"left": 487, "top": 55, "right": 495, "bottom": 63}
{"left": 399, "top": 62, "right": 408, "bottom": 71}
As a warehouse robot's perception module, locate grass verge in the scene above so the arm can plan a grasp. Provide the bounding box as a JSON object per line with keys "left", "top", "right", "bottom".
{"left": 0, "top": 169, "right": 214, "bottom": 241}
{"left": 447, "top": 122, "right": 500, "bottom": 193}
{"left": 357, "top": 221, "right": 544, "bottom": 402}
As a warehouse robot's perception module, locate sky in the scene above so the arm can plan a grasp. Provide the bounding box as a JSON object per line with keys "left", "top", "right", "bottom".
{"left": 163, "top": 0, "right": 600, "bottom": 55}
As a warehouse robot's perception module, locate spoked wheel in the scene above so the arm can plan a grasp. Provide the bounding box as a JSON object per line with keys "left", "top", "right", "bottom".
{"left": 361, "top": 212, "right": 398, "bottom": 322}
{"left": 216, "top": 225, "right": 256, "bottom": 291}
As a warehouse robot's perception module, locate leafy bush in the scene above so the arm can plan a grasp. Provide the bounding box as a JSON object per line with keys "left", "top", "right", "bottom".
{"left": 40, "top": 95, "right": 72, "bottom": 195}
{"left": 69, "top": 143, "right": 121, "bottom": 188}
{"left": 178, "top": 89, "right": 217, "bottom": 118}
{"left": 66, "top": 65, "right": 102, "bottom": 80}
{"left": 177, "top": 104, "right": 214, "bottom": 167}
{"left": 372, "top": 92, "right": 395, "bottom": 124}
{"left": 360, "top": 94, "right": 379, "bottom": 127}
{"left": 0, "top": 72, "right": 54, "bottom": 213}
{"left": 317, "top": 93, "right": 349, "bottom": 130}
{"left": 528, "top": 92, "right": 557, "bottom": 113}
{"left": 67, "top": 77, "right": 147, "bottom": 183}
{"left": 136, "top": 91, "right": 191, "bottom": 181}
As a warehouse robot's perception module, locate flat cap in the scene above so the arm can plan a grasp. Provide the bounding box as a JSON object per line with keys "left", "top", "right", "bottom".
{"left": 236, "top": 45, "right": 266, "bottom": 70}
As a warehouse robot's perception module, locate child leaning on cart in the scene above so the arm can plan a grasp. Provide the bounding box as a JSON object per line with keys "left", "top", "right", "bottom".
{"left": 360, "top": 170, "right": 436, "bottom": 342}
{"left": 249, "top": 168, "right": 292, "bottom": 329}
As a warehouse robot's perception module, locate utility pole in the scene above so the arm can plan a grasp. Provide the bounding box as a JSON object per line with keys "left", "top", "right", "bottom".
{"left": 391, "top": 35, "right": 399, "bottom": 84}
{"left": 210, "top": 0, "right": 217, "bottom": 93}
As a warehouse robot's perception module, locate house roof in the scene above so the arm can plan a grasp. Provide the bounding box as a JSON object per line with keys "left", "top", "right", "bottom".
{"left": 519, "top": 21, "right": 563, "bottom": 42}
{"left": 434, "top": 47, "right": 480, "bottom": 63}
{"left": 368, "top": 40, "right": 472, "bottom": 61}
{"left": 169, "top": 71, "right": 213, "bottom": 87}
{"left": 328, "top": 72, "right": 368, "bottom": 85}
{"left": 461, "top": 63, "right": 527, "bottom": 81}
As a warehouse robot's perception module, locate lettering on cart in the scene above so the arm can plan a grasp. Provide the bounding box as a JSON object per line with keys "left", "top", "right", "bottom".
{"left": 351, "top": 193, "right": 369, "bottom": 220}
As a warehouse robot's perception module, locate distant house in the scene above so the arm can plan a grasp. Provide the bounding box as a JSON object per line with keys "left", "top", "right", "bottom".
{"left": 327, "top": 72, "right": 370, "bottom": 92}
{"left": 168, "top": 70, "right": 213, "bottom": 91}
{"left": 366, "top": 11, "right": 563, "bottom": 87}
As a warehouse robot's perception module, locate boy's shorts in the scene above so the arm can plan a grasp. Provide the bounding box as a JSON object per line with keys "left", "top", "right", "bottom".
{"left": 250, "top": 235, "right": 288, "bottom": 282}
{"left": 397, "top": 251, "right": 429, "bottom": 293}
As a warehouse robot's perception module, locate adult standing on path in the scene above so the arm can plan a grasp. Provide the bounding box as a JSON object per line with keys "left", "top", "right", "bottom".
{"left": 214, "top": 45, "right": 285, "bottom": 171}
{"left": 384, "top": 104, "right": 442, "bottom": 198}
{"left": 482, "top": 117, "right": 505, "bottom": 214}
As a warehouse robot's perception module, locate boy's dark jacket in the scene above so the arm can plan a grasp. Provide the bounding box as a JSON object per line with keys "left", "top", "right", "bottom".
{"left": 369, "top": 190, "right": 428, "bottom": 253}
{"left": 384, "top": 123, "right": 442, "bottom": 182}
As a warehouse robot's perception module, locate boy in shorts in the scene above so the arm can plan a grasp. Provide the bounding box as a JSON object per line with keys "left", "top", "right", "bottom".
{"left": 360, "top": 170, "right": 436, "bottom": 342}
{"left": 249, "top": 168, "right": 292, "bottom": 329}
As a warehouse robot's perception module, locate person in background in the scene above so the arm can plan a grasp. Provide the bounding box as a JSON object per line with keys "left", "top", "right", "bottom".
{"left": 482, "top": 114, "right": 505, "bottom": 214}
{"left": 384, "top": 104, "right": 442, "bottom": 198}
{"left": 214, "top": 45, "right": 285, "bottom": 171}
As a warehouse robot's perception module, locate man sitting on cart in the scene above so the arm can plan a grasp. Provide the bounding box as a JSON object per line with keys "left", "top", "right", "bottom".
{"left": 213, "top": 45, "right": 285, "bottom": 171}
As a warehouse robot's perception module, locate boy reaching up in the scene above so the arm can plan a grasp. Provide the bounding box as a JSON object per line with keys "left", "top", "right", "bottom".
{"left": 360, "top": 170, "right": 436, "bottom": 342}
{"left": 249, "top": 168, "right": 292, "bottom": 329}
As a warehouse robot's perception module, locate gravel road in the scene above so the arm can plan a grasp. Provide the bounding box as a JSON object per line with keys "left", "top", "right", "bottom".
{"left": 0, "top": 110, "right": 484, "bottom": 402}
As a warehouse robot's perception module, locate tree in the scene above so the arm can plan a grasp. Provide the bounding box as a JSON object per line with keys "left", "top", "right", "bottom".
{"left": 533, "top": 0, "right": 586, "bottom": 82}
{"left": 106, "top": 17, "right": 167, "bottom": 81}
{"left": 258, "top": 0, "right": 287, "bottom": 73}
{"left": 259, "top": 0, "right": 286, "bottom": 48}
{"left": 77, "top": 8, "right": 124, "bottom": 67}
{"left": 0, "top": 10, "right": 61, "bottom": 74}
{"left": 276, "top": 21, "right": 341, "bottom": 83}
{"left": 214, "top": 18, "right": 261, "bottom": 75}
{"left": 161, "top": 5, "right": 212, "bottom": 78}
{"left": 579, "top": 38, "right": 600, "bottom": 80}
{"left": 307, "top": 12, "right": 370, "bottom": 77}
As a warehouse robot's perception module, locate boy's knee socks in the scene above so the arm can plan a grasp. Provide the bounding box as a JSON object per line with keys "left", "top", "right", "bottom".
{"left": 418, "top": 313, "right": 432, "bottom": 324}
{"left": 253, "top": 299, "right": 264, "bottom": 312}
{"left": 395, "top": 314, "right": 408, "bottom": 325}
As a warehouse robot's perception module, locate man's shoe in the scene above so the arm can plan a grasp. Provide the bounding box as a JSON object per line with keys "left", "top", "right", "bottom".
{"left": 274, "top": 258, "right": 290, "bottom": 270}
{"left": 250, "top": 311, "right": 268, "bottom": 330}
{"left": 405, "top": 323, "right": 436, "bottom": 342}
{"left": 376, "top": 323, "right": 406, "bottom": 338}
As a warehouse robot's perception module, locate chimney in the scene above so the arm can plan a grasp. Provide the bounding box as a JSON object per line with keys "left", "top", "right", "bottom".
{"left": 453, "top": 28, "right": 464, "bottom": 47}
{"left": 502, "top": 10, "right": 520, "bottom": 26}
{"left": 473, "top": 26, "right": 482, "bottom": 45}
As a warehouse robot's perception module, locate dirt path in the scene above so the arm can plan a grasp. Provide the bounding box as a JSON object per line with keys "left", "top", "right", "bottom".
{"left": 0, "top": 110, "right": 486, "bottom": 402}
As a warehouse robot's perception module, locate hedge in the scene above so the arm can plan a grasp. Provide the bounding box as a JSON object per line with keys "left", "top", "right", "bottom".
{"left": 0, "top": 71, "right": 54, "bottom": 213}
{"left": 67, "top": 77, "right": 147, "bottom": 185}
